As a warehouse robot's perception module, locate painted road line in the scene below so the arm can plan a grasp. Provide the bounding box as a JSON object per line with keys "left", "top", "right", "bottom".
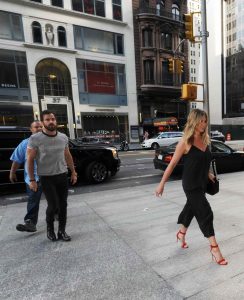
{"left": 113, "top": 174, "right": 160, "bottom": 181}
{"left": 136, "top": 158, "right": 154, "bottom": 161}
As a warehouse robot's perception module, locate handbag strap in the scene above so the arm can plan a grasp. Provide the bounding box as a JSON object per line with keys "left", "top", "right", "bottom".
{"left": 211, "top": 160, "right": 218, "bottom": 179}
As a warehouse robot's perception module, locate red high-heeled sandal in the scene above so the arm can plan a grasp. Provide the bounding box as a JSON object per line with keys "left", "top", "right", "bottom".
{"left": 176, "top": 230, "right": 188, "bottom": 248}
{"left": 210, "top": 244, "right": 228, "bottom": 265}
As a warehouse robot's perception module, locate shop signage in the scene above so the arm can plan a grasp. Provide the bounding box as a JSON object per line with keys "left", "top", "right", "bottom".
{"left": 130, "top": 125, "right": 139, "bottom": 139}
{"left": 1, "top": 83, "right": 17, "bottom": 88}
{"left": 143, "top": 118, "right": 153, "bottom": 125}
{"left": 153, "top": 117, "right": 178, "bottom": 127}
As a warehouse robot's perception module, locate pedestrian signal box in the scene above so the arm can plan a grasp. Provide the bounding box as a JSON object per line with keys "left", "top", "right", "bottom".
{"left": 181, "top": 84, "right": 197, "bottom": 100}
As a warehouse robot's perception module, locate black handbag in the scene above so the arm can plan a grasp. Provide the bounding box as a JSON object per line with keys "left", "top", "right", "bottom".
{"left": 206, "top": 160, "right": 219, "bottom": 195}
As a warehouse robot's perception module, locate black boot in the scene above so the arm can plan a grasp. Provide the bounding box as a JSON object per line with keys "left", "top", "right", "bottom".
{"left": 16, "top": 219, "right": 37, "bottom": 232}
{"left": 47, "top": 225, "right": 56, "bottom": 241}
{"left": 57, "top": 231, "right": 71, "bottom": 241}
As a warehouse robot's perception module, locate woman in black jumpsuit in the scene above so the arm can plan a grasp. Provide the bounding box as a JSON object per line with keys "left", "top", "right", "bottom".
{"left": 155, "top": 109, "right": 227, "bottom": 265}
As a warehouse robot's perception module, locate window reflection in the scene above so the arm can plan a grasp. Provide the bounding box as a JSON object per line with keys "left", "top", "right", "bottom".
{"left": 225, "top": 0, "right": 244, "bottom": 117}
{"left": 72, "top": 0, "right": 105, "bottom": 17}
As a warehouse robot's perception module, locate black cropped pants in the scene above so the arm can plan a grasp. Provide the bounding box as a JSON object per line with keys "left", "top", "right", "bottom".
{"left": 40, "top": 173, "right": 68, "bottom": 231}
{"left": 177, "top": 188, "right": 215, "bottom": 238}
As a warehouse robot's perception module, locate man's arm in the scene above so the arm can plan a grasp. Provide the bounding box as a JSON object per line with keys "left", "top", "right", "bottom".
{"left": 9, "top": 140, "right": 26, "bottom": 183}
{"left": 27, "top": 147, "right": 38, "bottom": 191}
{"left": 9, "top": 161, "right": 21, "bottom": 183}
{"left": 64, "top": 148, "right": 77, "bottom": 185}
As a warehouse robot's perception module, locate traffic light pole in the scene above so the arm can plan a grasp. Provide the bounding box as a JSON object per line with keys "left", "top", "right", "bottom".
{"left": 201, "top": 0, "right": 210, "bottom": 125}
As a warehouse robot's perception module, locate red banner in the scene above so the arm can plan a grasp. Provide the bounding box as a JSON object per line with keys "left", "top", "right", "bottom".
{"left": 87, "top": 71, "right": 116, "bottom": 94}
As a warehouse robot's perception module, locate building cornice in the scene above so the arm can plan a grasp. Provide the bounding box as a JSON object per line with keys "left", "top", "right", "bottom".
{"left": 23, "top": 43, "right": 77, "bottom": 53}
{"left": 7, "top": 0, "right": 128, "bottom": 27}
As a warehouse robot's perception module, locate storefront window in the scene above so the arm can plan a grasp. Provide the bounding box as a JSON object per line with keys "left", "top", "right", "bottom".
{"left": 0, "top": 50, "right": 29, "bottom": 89}
{"left": 0, "top": 11, "right": 24, "bottom": 41}
{"left": 82, "top": 115, "right": 128, "bottom": 142}
{"left": 74, "top": 26, "right": 124, "bottom": 55}
{"left": 0, "top": 105, "right": 33, "bottom": 127}
{"left": 76, "top": 59, "right": 127, "bottom": 95}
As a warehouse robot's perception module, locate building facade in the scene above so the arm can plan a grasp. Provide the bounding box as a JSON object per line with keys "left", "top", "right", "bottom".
{"left": 187, "top": 0, "right": 202, "bottom": 111}
{"left": 188, "top": 0, "right": 201, "bottom": 84}
{"left": 0, "top": 0, "right": 138, "bottom": 141}
{"left": 207, "top": 0, "right": 244, "bottom": 138}
{"left": 132, "top": 0, "right": 188, "bottom": 138}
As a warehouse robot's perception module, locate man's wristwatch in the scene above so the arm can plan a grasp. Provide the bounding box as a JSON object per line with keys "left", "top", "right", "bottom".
{"left": 29, "top": 179, "right": 36, "bottom": 182}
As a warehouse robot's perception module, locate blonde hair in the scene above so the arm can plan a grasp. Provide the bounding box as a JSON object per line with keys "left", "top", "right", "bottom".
{"left": 183, "top": 109, "right": 210, "bottom": 145}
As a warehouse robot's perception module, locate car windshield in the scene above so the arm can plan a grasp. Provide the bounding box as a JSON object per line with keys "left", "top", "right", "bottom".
{"left": 211, "top": 141, "right": 232, "bottom": 154}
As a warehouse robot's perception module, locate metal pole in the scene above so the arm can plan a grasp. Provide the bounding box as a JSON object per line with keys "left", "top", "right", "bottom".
{"left": 201, "top": 0, "right": 210, "bottom": 125}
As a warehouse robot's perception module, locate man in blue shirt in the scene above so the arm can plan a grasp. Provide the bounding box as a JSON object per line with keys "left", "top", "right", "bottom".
{"left": 10, "top": 121, "right": 43, "bottom": 232}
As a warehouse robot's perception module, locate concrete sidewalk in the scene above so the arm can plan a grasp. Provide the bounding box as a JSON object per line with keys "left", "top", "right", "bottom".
{"left": 1, "top": 171, "right": 244, "bottom": 299}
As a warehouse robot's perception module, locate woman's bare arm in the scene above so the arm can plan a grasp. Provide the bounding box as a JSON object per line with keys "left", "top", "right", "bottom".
{"left": 155, "top": 138, "right": 187, "bottom": 197}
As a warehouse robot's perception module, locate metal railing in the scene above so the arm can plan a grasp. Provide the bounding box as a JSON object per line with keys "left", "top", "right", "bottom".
{"left": 136, "top": 6, "right": 182, "bottom": 22}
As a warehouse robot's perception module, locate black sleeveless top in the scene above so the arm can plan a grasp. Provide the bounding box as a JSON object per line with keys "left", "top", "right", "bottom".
{"left": 182, "top": 145, "right": 212, "bottom": 191}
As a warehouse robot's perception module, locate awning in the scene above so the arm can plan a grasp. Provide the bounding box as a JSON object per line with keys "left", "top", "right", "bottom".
{"left": 153, "top": 117, "right": 178, "bottom": 127}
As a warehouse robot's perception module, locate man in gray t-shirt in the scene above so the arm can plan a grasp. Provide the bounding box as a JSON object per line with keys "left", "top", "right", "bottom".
{"left": 27, "top": 110, "right": 77, "bottom": 242}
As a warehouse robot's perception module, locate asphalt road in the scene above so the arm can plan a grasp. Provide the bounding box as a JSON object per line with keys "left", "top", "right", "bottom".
{"left": 0, "top": 150, "right": 171, "bottom": 205}
{"left": 73, "top": 150, "right": 164, "bottom": 194}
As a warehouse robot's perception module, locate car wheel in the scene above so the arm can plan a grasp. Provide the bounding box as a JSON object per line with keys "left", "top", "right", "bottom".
{"left": 151, "top": 143, "right": 159, "bottom": 150}
{"left": 85, "top": 161, "right": 108, "bottom": 183}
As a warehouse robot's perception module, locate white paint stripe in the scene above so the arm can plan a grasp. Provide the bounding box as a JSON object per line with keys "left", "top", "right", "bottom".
{"left": 136, "top": 158, "right": 153, "bottom": 161}
{"left": 5, "top": 197, "right": 24, "bottom": 201}
{"left": 113, "top": 174, "right": 159, "bottom": 181}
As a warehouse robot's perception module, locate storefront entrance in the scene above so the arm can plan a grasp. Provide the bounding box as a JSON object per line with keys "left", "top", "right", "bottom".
{"left": 41, "top": 96, "right": 75, "bottom": 138}
{"left": 36, "top": 58, "right": 74, "bottom": 137}
{"left": 81, "top": 114, "right": 129, "bottom": 142}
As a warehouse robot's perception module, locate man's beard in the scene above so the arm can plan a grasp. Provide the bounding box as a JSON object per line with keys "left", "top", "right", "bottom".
{"left": 44, "top": 124, "right": 57, "bottom": 131}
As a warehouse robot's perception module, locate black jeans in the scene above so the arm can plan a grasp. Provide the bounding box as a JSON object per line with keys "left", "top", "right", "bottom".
{"left": 40, "top": 173, "right": 68, "bottom": 231}
{"left": 177, "top": 188, "right": 215, "bottom": 238}
{"left": 24, "top": 183, "right": 42, "bottom": 225}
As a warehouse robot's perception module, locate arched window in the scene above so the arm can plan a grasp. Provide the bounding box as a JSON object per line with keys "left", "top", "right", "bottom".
{"left": 32, "top": 21, "right": 43, "bottom": 44}
{"left": 172, "top": 4, "right": 180, "bottom": 21}
{"left": 57, "top": 26, "right": 67, "bottom": 47}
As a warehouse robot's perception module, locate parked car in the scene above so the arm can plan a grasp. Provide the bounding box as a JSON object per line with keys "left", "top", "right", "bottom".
{"left": 69, "top": 140, "right": 120, "bottom": 183}
{"left": 153, "top": 140, "right": 244, "bottom": 175}
{"left": 210, "top": 130, "right": 225, "bottom": 142}
{"left": 0, "top": 127, "right": 120, "bottom": 194}
{"left": 75, "top": 136, "right": 111, "bottom": 145}
{"left": 141, "top": 131, "right": 183, "bottom": 150}
{"left": 0, "top": 126, "right": 31, "bottom": 193}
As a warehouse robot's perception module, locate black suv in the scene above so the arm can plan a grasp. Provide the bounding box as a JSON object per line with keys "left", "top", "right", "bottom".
{"left": 0, "top": 127, "right": 120, "bottom": 194}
